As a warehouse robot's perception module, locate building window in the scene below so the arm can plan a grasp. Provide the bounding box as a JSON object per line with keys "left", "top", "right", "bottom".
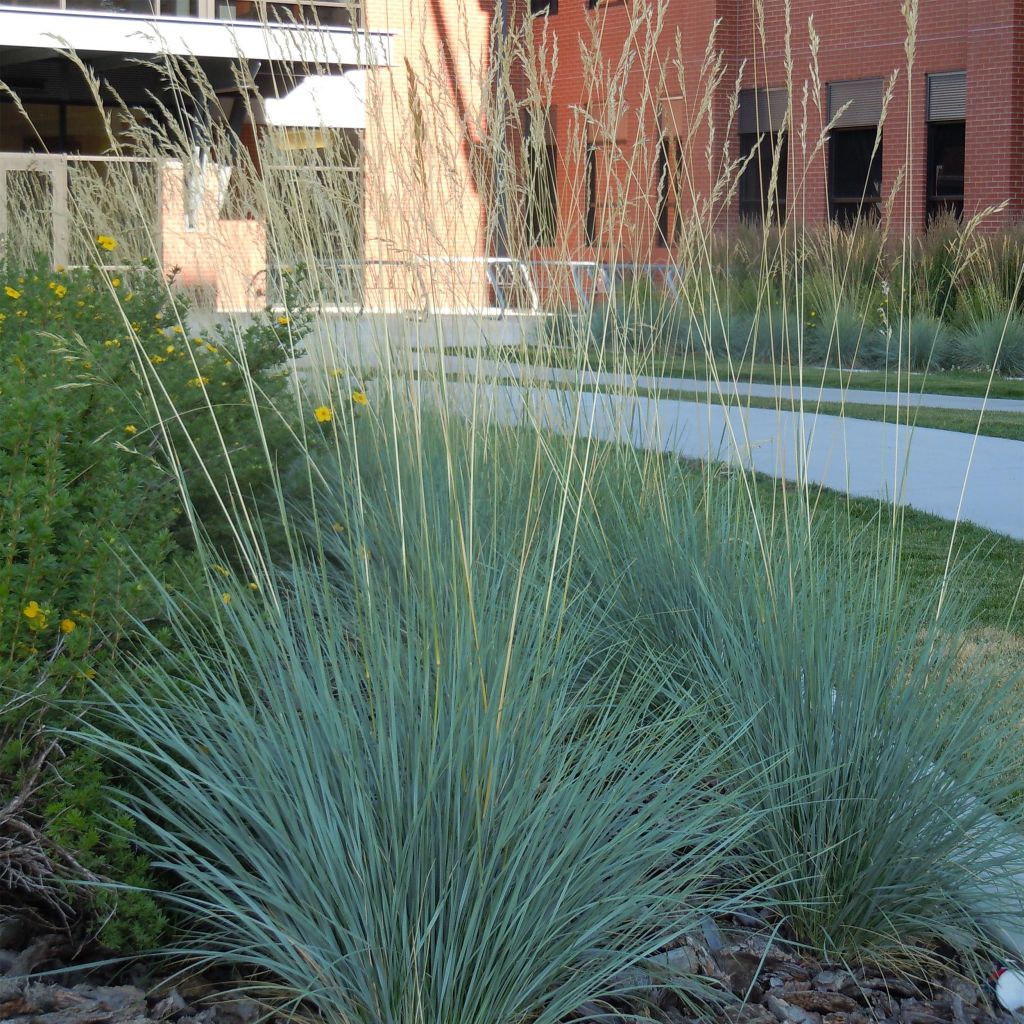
{"left": 530, "top": 0, "right": 557, "bottom": 12}
{"left": 737, "top": 88, "right": 788, "bottom": 224}
{"left": 926, "top": 71, "right": 966, "bottom": 221}
{"left": 927, "top": 122, "right": 964, "bottom": 221}
{"left": 584, "top": 145, "right": 597, "bottom": 246}
{"left": 526, "top": 143, "right": 557, "bottom": 248}
{"left": 829, "top": 128, "right": 882, "bottom": 225}
{"left": 523, "top": 110, "right": 557, "bottom": 248}
{"left": 655, "top": 137, "right": 669, "bottom": 246}
{"left": 654, "top": 135, "right": 684, "bottom": 246}
{"left": 827, "top": 79, "right": 884, "bottom": 226}
{"left": 738, "top": 132, "right": 787, "bottom": 223}
{"left": 581, "top": 140, "right": 631, "bottom": 249}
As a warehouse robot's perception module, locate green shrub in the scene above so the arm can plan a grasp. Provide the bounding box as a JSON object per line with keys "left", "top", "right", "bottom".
{"left": 688, "top": 539, "right": 1024, "bottom": 963}
{"left": 87, "top": 413, "right": 753, "bottom": 1024}
{"left": 859, "top": 313, "right": 954, "bottom": 372}
{"left": 576, "top": 462, "right": 1024, "bottom": 965}
{"left": 0, "top": 254, "right": 181, "bottom": 947}
{"left": 957, "top": 316, "right": 1024, "bottom": 375}
{"left": 590, "top": 275, "right": 689, "bottom": 354}
{"left": 0, "top": 249, "right": 310, "bottom": 948}
{"left": 915, "top": 212, "right": 965, "bottom": 320}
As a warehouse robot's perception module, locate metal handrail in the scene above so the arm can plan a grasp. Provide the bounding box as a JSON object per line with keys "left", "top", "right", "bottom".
{"left": 253, "top": 257, "right": 685, "bottom": 317}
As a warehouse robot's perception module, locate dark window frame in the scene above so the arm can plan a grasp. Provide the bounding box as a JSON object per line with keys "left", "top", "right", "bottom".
{"left": 584, "top": 144, "right": 597, "bottom": 246}
{"left": 530, "top": 0, "right": 557, "bottom": 14}
{"left": 828, "top": 126, "right": 883, "bottom": 226}
{"left": 655, "top": 135, "right": 669, "bottom": 247}
{"left": 738, "top": 130, "right": 788, "bottom": 224}
{"left": 926, "top": 120, "right": 965, "bottom": 222}
{"left": 525, "top": 132, "right": 558, "bottom": 248}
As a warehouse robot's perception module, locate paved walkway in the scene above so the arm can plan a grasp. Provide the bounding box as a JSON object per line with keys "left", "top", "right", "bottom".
{"left": 432, "top": 354, "right": 1024, "bottom": 412}
{"left": 444, "top": 379, "right": 1024, "bottom": 541}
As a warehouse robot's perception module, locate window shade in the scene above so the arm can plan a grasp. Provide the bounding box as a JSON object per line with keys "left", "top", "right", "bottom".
{"left": 738, "top": 88, "right": 789, "bottom": 134}
{"left": 829, "top": 79, "right": 884, "bottom": 128}
{"left": 927, "top": 71, "right": 966, "bottom": 122}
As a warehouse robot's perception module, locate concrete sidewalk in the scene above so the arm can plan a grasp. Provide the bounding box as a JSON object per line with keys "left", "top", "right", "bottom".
{"left": 448, "top": 379, "right": 1024, "bottom": 541}
{"left": 431, "top": 354, "right": 1024, "bottom": 412}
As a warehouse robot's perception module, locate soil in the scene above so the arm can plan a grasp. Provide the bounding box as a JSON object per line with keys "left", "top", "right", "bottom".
{"left": 0, "top": 911, "right": 1017, "bottom": 1024}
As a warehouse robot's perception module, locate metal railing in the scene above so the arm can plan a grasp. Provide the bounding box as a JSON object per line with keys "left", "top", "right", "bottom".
{"left": 256, "top": 256, "right": 685, "bottom": 319}
{"left": 0, "top": 152, "right": 160, "bottom": 268}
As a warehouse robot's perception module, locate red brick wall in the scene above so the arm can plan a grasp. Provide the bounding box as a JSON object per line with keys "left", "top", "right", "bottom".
{"left": 521, "top": 0, "right": 1023, "bottom": 258}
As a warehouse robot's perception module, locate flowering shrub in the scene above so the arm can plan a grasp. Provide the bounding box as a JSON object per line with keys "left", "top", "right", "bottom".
{"left": 0, "top": 248, "right": 309, "bottom": 948}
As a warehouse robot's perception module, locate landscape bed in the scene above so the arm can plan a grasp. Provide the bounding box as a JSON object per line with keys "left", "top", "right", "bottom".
{"left": 3, "top": 7, "right": 1024, "bottom": 1023}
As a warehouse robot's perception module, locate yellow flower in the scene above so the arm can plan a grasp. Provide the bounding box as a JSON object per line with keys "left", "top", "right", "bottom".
{"left": 5, "top": 286, "right": 21, "bottom": 300}
{"left": 111, "top": 277, "right": 121, "bottom": 288}
{"left": 96, "top": 234, "right": 118, "bottom": 251}
{"left": 206, "top": 343, "right": 218, "bottom": 353}
{"left": 104, "top": 339, "right": 120, "bottom": 348}
{"left": 48, "top": 281, "right": 56, "bottom": 290}
{"left": 351, "top": 389, "right": 368, "bottom": 406}
{"left": 166, "top": 344, "right": 175, "bottom": 354}
{"left": 130, "top": 321, "right": 141, "bottom": 332}
{"left": 332, "top": 521, "right": 345, "bottom": 533}
{"left": 150, "top": 355, "right": 166, "bottom": 365}
{"left": 172, "top": 325, "right": 183, "bottom": 334}
{"left": 60, "top": 619, "right": 76, "bottom": 634}
{"left": 154, "top": 312, "right": 163, "bottom": 321}
{"left": 54, "top": 284, "right": 68, "bottom": 299}
{"left": 221, "top": 592, "right": 232, "bottom": 605}
{"left": 187, "top": 376, "right": 210, "bottom": 388}
{"left": 214, "top": 564, "right": 230, "bottom": 577}
{"left": 0, "top": 313, "right": 6, "bottom": 323}
{"left": 22, "top": 601, "right": 41, "bottom": 620}
{"left": 277, "top": 315, "right": 289, "bottom": 326}
{"left": 124, "top": 424, "right": 137, "bottom": 434}
{"left": 84, "top": 668, "right": 97, "bottom": 680}
{"left": 193, "top": 336, "right": 204, "bottom": 345}
{"left": 314, "top": 405, "right": 333, "bottom": 423}
{"left": 248, "top": 581, "right": 259, "bottom": 591}
{"left": 55, "top": 264, "right": 65, "bottom": 272}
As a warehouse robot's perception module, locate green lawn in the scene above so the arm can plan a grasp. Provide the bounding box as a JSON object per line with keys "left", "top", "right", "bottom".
{"left": 639, "top": 387, "right": 1024, "bottom": 441}
{"left": 422, "top": 365, "right": 1024, "bottom": 441}
{"left": 648, "top": 352, "right": 1024, "bottom": 400}
{"left": 412, "top": 362, "right": 1024, "bottom": 634}
{"left": 446, "top": 345, "right": 1024, "bottom": 400}
{"left": 786, "top": 481, "right": 1024, "bottom": 636}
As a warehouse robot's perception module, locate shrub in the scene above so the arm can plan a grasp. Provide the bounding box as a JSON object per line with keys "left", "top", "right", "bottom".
{"left": 724, "top": 305, "right": 800, "bottom": 365}
{"left": 687, "top": 539, "right": 1024, "bottom": 963}
{"left": 0, "top": 249, "right": 310, "bottom": 947}
{"left": 957, "top": 316, "right": 1024, "bottom": 375}
{"left": 590, "top": 275, "right": 690, "bottom": 354}
{"left": 915, "top": 212, "right": 966, "bottom": 320}
{"left": 0, "top": 254, "right": 180, "bottom": 947}
{"left": 87, "top": 413, "right": 753, "bottom": 1024}
{"left": 577, "top": 464, "right": 1024, "bottom": 965}
{"left": 859, "top": 314, "right": 954, "bottom": 372}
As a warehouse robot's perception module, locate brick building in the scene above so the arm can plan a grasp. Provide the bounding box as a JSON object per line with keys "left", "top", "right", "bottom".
{"left": 0, "top": 0, "right": 1019, "bottom": 309}
{"left": 521, "top": 0, "right": 1020, "bottom": 261}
